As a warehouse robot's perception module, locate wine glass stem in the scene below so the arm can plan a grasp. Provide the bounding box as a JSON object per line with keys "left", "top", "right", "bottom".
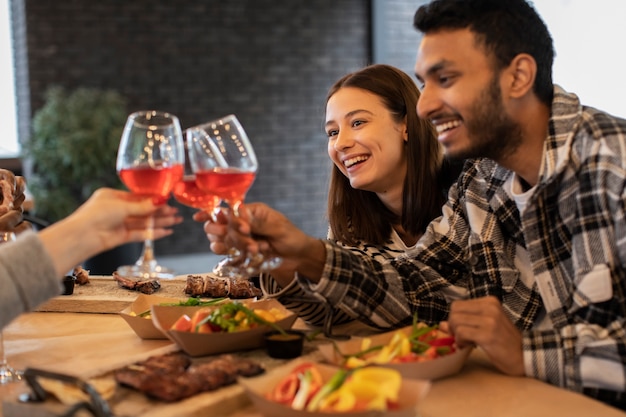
{"left": 0, "top": 331, "right": 8, "bottom": 367}
{"left": 137, "top": 216, "right": 156, "bottom": 267}
{"left": 232, "top": 200, "right": 243, "bottom": 217}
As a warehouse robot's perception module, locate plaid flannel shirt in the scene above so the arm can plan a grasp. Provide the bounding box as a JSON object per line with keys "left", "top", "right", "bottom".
{"left": 311, "top": 86, "right": 626, "bottom": 408}
{"left": 260, "top": 229, "right": 408, "bottom": 327}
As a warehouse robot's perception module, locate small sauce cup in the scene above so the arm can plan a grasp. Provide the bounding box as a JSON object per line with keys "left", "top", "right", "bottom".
{"left": 62, "top": 275, "right": 77, "bottom": 295}
{"left": 264, "top": 330, "right": 305, "bottom": 359}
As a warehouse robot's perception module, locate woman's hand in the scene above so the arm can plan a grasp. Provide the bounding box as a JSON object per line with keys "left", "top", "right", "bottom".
{"left": 39, "top": 188, "right": 183, "bottom": 277}
{"left": 71, "top": 188, "right": 183, "bottom": 250}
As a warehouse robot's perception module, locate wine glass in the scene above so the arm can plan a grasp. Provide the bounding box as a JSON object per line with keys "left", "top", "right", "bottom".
{"left": 116, "top": 110, "right": 185, "bottom": 280}
{"left": 0, "top": 231, "right": 20, "bottom": 384}
{"left": 186, "top": 115, "right": 281, "bottom": 278}
{"left": 172, "top": 136, "right": 221, "bottom": 214}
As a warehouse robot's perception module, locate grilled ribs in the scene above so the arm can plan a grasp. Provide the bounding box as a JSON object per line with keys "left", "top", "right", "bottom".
{"left": 113, "top": 272, "right": 161, "bottom": 294}
{"left": 184, "top": 275, "right": 262, "bottom": 299}
{"left": 114, "top": 352, "right": 264, "bottom": 402}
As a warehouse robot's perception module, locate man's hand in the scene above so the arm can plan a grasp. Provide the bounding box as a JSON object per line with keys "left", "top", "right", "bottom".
{"left": 441, "top": 296, "right": 525, "bottom": 376}
{"left": 198, "top": 202, "right": 327, "bottom": 284}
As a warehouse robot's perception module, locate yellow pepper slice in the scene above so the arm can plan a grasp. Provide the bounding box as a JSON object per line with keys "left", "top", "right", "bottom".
{"left": 319, "top": 367, "right": 401, "bottom": 412}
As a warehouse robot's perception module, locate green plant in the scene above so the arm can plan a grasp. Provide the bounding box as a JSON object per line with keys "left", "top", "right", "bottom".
{"left": 24, "top": 87, "right": 127, "bottom": 222}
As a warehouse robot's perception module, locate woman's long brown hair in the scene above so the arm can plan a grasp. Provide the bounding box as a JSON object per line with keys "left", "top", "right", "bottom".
{"left": 326, "top": 64, "right": 446, "bottom": 246}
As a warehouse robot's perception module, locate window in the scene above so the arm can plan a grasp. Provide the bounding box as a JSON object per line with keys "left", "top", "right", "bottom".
{"left": 0, "top": 0, "right": 19, "bottom": 157}
{"left": 533, "top": 0, "right": 626, "bottom": 118}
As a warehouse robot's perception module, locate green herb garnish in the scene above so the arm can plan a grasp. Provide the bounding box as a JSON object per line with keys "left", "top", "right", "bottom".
{"left": 134, "top": 297, "right": 227, "bottom": 317}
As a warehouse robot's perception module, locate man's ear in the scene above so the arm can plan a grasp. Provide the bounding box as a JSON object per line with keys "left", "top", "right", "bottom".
{"left": 505, "top": 53, "right": 536, "bottom": 99}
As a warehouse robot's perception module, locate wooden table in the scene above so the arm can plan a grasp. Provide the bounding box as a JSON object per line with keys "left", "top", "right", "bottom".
{"left": 1, "top": 311, "right": 625, "bottom": 417}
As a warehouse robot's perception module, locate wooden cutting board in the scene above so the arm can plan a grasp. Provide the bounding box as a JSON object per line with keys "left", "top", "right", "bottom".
{"left": 2, "top": 344, "right": 326, "bottom": 417}
{"left": 35, "top": 276, "right": 190, "bottom": 314}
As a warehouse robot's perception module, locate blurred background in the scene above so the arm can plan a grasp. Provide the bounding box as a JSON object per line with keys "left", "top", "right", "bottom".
{"left": 0, "top": 0, "right": 624, "bottom": 272}
{"left": 0, "top": 0, "right": 424, "bottom": 267}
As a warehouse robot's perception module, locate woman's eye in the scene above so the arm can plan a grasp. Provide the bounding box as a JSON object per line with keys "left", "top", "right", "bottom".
{"left": 326, "top": 129, "right": 338, "bottom": 138}
{"left": 352, "top": 120, "right": 365, "bottom": 128}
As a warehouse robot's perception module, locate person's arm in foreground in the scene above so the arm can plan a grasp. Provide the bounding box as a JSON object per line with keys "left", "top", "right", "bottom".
{"left": 0, "top": 188, "right": 181, "bottom": 328}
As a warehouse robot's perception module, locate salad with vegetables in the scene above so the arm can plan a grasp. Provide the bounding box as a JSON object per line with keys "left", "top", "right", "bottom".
{"left": 266, "top": 362, "right": 402, "bottom": 412}
{"left": 129, "top": 297, "right": 227, "bottom": 319}
{"left": 170, "top": 301, "right": 287, "bottom": 334}
{"left": 341, "top": 321, "right": 456, "bottom": 368}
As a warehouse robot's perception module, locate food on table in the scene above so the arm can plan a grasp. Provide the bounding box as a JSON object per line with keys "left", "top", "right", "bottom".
{"left": 184, "top": 274, "right": 262, "bottom": 299}
{"left": 342, "top": 323, "right": 456, "bottom": 368}
{"left": 113, "top": 272, "right": 161, "bottom": 294}
{"left": 114, "top": 352, "right": 264, "bottom": 402}
{"left": 170, "top": 301, "right": 287, "bottom": 333}
{"left": 72, "top": 265, "right": 90, "bottom": 285}
{"left": 265, "top": 362, "right": 402, "bottom": 412}
{"left": 129, "top": 297, "right": 227, "bottom": 319}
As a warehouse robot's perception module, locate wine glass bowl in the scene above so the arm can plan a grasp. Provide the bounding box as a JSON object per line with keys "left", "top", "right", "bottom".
{"left": 186, "top": 115, "right": 281, "bottom": 278}
{"left": 186, "top": 115, "right": 257, "bottom": 214}
{"left": 172, "top": 140, "right": 221, "bottom": 214}
{"left": 195, "top": 168, "right": 256, "bottom": 215}
{"left": 116, "top": 110, "right": 185, "bottom": 280}
{"left": 172, "top": 174, "right": 220, "bottom": 212}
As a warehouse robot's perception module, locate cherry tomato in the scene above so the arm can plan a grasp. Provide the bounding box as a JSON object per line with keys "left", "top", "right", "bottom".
{"left": 170, "top": 314, "right": 192, "bottom": 332}
{"left": 429, "top": 336, "right": 455, "bottom": 347}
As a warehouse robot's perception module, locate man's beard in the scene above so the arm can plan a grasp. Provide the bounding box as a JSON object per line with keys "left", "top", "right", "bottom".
{"left": 453, "top": 76, "right": 523, "bottom": 161}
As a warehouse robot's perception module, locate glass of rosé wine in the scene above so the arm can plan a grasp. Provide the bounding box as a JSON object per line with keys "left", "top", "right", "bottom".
{"left": 116, "top": 110, "right": 185, "bottom": 280}
{"left": 186, "top": 114, "right": 281, "bottom": 278}
{"left": 172, "top": 139, "right": 221, "bottom": 214}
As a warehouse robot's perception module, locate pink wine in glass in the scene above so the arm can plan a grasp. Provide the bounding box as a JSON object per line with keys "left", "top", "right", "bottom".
{"left": 173, "top": 175, "right": 220, "bottom": 211}
{"left": 195, "top": 168, "right": 256, "bottom": 204}
{"left": 119, "top": 164, "right": 183, "bottom": 205}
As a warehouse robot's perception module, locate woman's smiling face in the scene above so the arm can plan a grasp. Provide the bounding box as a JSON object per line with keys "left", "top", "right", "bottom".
{"left": 325, "top": 87, "right": 408, "bottom": 195}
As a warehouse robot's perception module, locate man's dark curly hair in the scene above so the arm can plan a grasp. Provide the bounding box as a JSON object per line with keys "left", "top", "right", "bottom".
{"left": 414, "top": 0, "right": 554, "bottom": 106}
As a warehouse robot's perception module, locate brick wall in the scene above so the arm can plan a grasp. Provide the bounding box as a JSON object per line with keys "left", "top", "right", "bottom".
{"left": 12, "top": 0, "right": 372, "bottom": 256}
{"left": 372, "top": 0, "right": 430, "bottom": 76}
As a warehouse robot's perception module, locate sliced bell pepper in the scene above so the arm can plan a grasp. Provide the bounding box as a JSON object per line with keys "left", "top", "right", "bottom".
{"left": 307, "top": 368, "right": 349, "bottom": 411}
{"left": 267, "top": 372, "right": 299, "bottom": 404}
{"left": 320, "top": 367, "right": 401, "bottom": 412}
{"left": 291, "top": 368, "right": 321, "bottom": 410}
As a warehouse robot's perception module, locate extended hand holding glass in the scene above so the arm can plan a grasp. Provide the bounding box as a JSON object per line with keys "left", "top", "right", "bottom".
{"left": 0, "top": 231, "right": 20, "bottom": 384}
{"left": 186, "top": 115, "right": 281, "bottom": 278}
{"left": 116, "top": 110, "right": 184, "bottom": 280}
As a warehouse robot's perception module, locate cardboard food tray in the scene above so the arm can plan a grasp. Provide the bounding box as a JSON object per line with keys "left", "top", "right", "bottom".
{"left": 317, "top": 325, "right": 472, "bottom": 380}
{"left": 239, "top": 358, "right": 431, "bottom": 417}
{"left": 119, "top": 294, "right": 188, "bottom": 340}
{"left": 151, "top": 298, "right": 298, "bottom": 357}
